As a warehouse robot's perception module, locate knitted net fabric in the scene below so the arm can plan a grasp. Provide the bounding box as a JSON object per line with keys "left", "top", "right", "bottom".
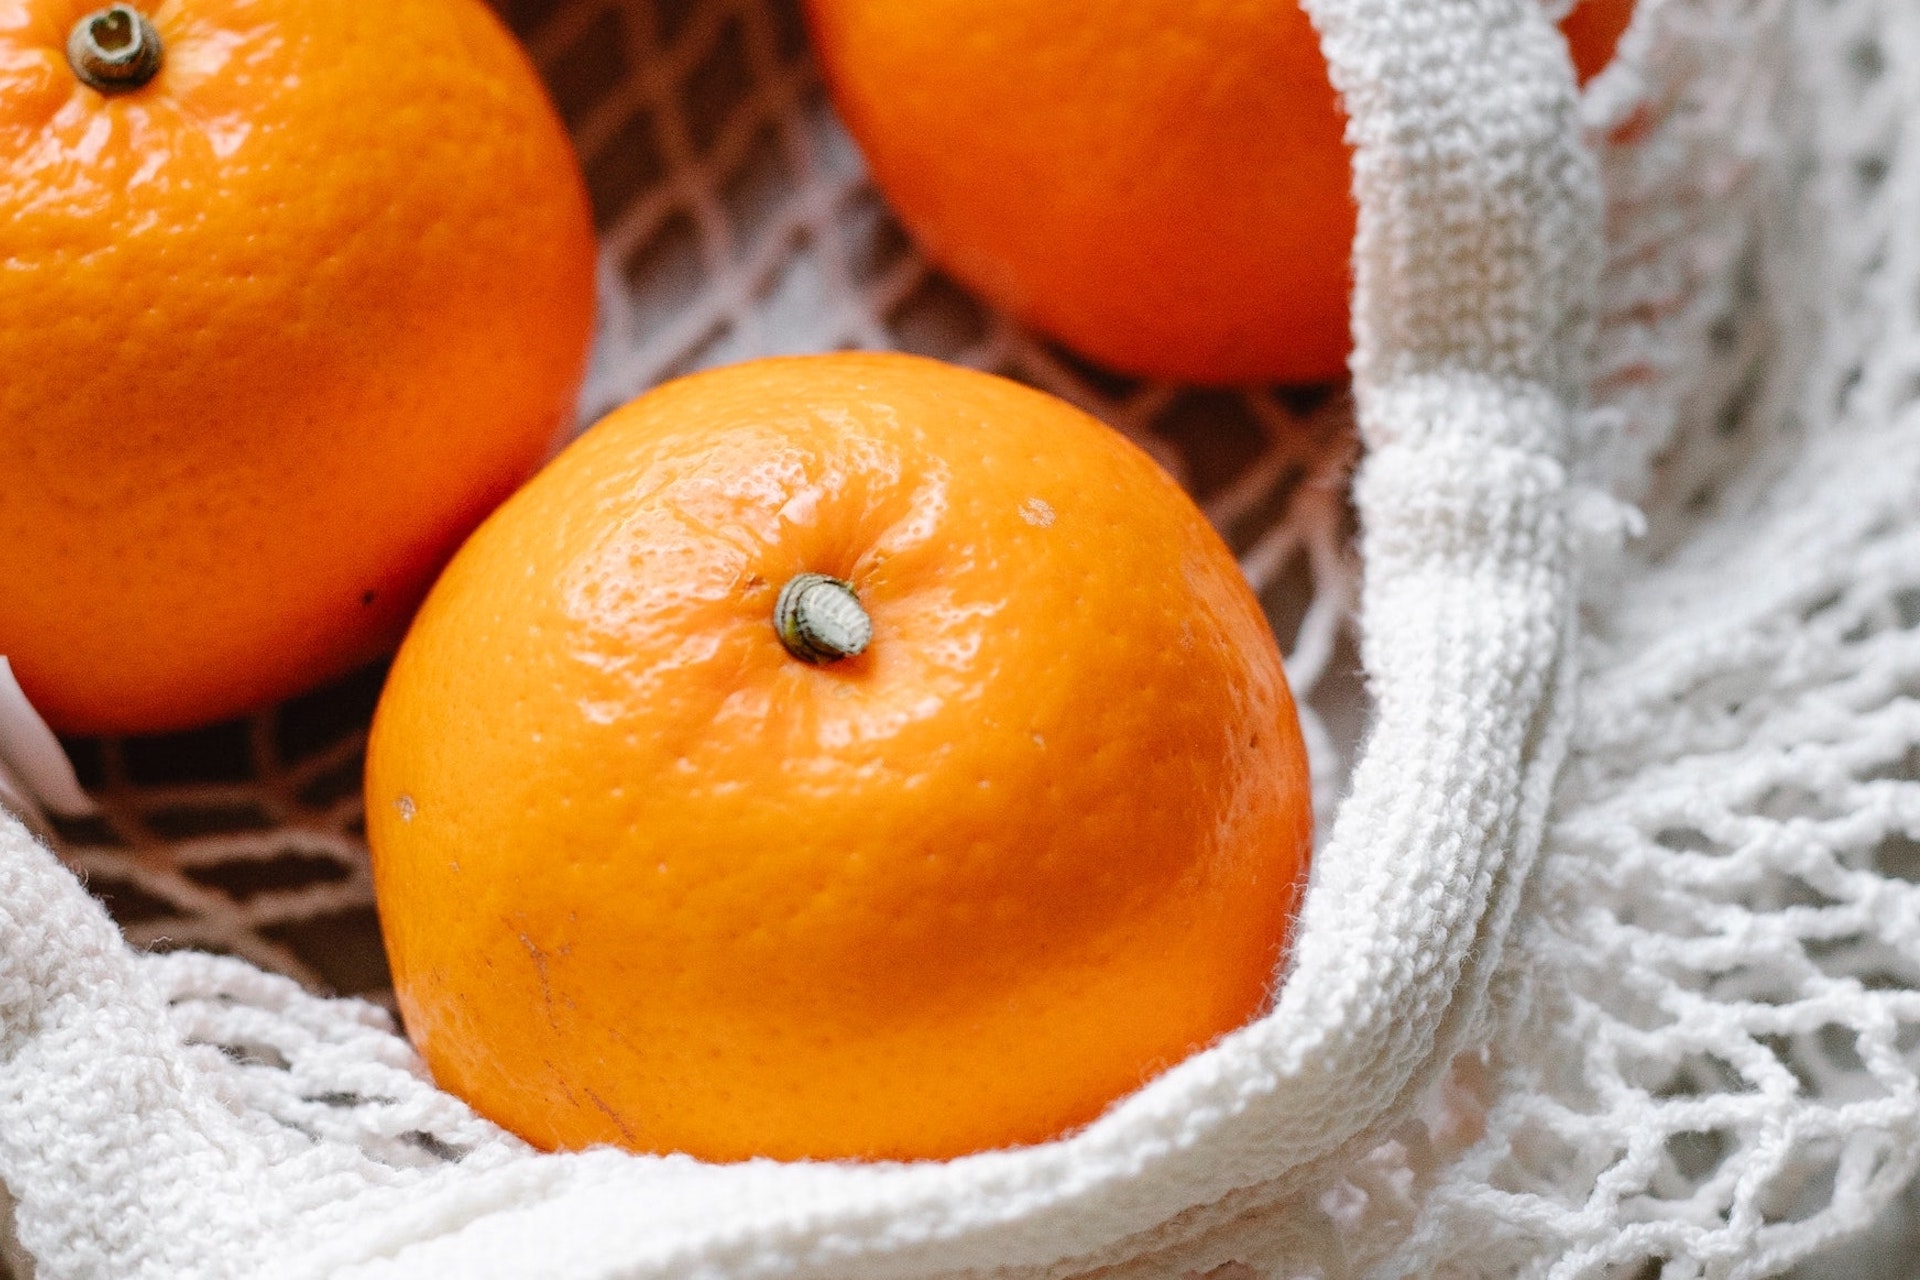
{"left": 3, "top": 0, "right": 1917, "bottom": 1275}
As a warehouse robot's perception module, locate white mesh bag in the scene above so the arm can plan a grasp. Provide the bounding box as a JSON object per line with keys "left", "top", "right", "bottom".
{"left": 4, "top": 0, "right": 1919, "bottom": 1274}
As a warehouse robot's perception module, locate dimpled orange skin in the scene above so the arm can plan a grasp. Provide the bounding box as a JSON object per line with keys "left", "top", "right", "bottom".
{"left": 0, "top": 0, "right": 596, "bottom": 734}
{"left": 366, "top": 353, "right": 1313, "bottom": 1162}
{"left": 805, "top": 0, "right": 1636, "bottom": 386}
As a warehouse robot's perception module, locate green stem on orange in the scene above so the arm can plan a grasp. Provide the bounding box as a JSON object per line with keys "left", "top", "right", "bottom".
{"left": 67, "top": 5, "right": 163, "bottom": 94}
{"left": 774, "top": 574, "right": 872, "bottom": 664}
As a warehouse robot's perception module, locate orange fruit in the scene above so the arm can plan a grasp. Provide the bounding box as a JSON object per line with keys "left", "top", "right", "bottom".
{"left": 366, "top": 352, "right": 1313, "bottom": 1162}
{"left": 806, "top": 0, "right": 1635, "bottom": 385}
{"left": 0, "top": 0, "right": 596, "bottom": 734}
{"left": 1563, "top": 0, "right": 1637, "bottom": 85}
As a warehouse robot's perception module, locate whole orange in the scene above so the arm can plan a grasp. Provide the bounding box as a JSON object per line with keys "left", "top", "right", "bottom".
{"left": 0, "top": 0, "right": 596, "bottom": 734}
{"left": 806, "top": 0, "right": 1635, "bottom": 385}
{"left": 365, "top": 352, "right": 1313, "bottom": 1162}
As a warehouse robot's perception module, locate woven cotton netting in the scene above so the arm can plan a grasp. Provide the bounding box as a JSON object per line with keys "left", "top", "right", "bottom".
{"left": 1405, "top": 0, "right": 1920, "bottom": 1272}
{"left": 7, "top": 0, "right": 1920, "bottom": 1273}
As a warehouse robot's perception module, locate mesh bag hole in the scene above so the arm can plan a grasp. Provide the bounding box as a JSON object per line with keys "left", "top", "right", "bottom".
{"left": 546, "top": 7, "right": 628, "bottom": 130}
{"left": 801, "top": 83, "right": 862, "bottom": 183}
{"left": 400, "top": 1131, "right": 468, "bottom": 1163}
{"left": 585, "top": 107, "right": 669, "bottom": 226}
{"left": 1707, "top": 958, "right": 1822, "bottom": 1010}
{"left": 182, "top": 849, "right": 353, "bottom": 902}
{"left": 1023, "top": 340, "right": 1144, "bottom": 405}
{"left": 1159, "top": 392, "right": 1269, "bottom": 504}
{"left": 1715, "top": 366, "right": 1762, "bottom": 437}
{"left": 763, "top": 0, "right": 807, "bottom": 61}
{"left": 1261, "top": 549, "right": 1321, "bottom": 654}
{"left": 259, "top": 909, "right": 392, "bottom": 998}
{"left": 1754, "top": 783, "right": 1842, "bottom": 824}
{"left": 651, "top": 0, "right": 705, "bottom": 48}
{"left": 834, "top": 189, "right": 912, "bottom": 289}
{"left": 1306, "top": 629, "right": 1368, "bottom": 760}
{"left": 652, "top": 321, "right": 740, "bottom": 385}
{"left": 120, "top": 722, "right": 254, "bottom": 786}
{"left": 1758, "top": 1145, "right": 1842, "bottom": 1226}
{"left": 621, "top": 207, "right": 708, "bottom": 327}
{"left": 1655, "top": 827, "right": 1722, "bottom": 855}
{"left": 273, "top": 664, "right": 385, "bottom": 765}
{"left": 302, "top": 1091, "right": 376, "bottom": 1109}
{"left": 1833, "top": 363, "right": 1867, "bottom": 418}
{"left": 1856, "top": 743, "right": 1920, "bottom": 787}
{"left": 143, "top": 803, "right": 278, "bottom": 841}
{"left": 1639, "top": 1052, "right": 1740, "bottom": 1102}
{"left": 1869, "top": 831, "right": 1920, "bottom": 881}
{"left": 719, "top": 122, "right": 795, "bottom": 252}
{"left": 492, "top": 0, "right": 569, "bottom": 34}
{"left": 1754, "top": 1034, "right": 1824, "bottom": 1095}
{"left": 1224, "top": 463, "right": 1313, "bottom": 557}
{"left": 1853, "top": 151, "right": 1893, "bottom": 204}
{"left": 755, "top": 237, "right": 852, "bottom": 350}
{"left": 1273, "top": 383, "right": 1342, "bottom": 419}
{"left": 1489, "top": 1115, "right": 1616, "bottom": 1198}
{"left": 1688, "top": 669, "right": 1770, "bottom": 720}
{"left": 295, "top": 750, "right": 366, "bottom": 811}
{"left": 1707, "top": 310, "right": 1741, "bottom": 357}
{"left": 1662, "top": 1127, "right": 1733, "bottom": 1186}
{"left": 1859, "top": 964, "right": 1920, "bottom": 993}
{"left": 144, "top": 936, "right": 236, "bottom": 958}
{"left": 1798, "top": 587, "right": 1848, "bottom": 629}
{"left": 885, "top": 273, "right": 989, "bottom": 360}
{"left": 682, "top": 17, "right": 756, "bottom": 155}
{"left": 59, "top": 737, "right": 106, "bottom": 790}
{"left": 45, "top": 812, "right": 127, "bottom": 849}
{"left": 1814, "top": 1022, "right": 1870, "bottom": 1075}
{"left": 82, "top": 875, "right": 180, "bottom": 927}
{"left": 202, "top": 1041, "right": 292, "bottom": 1071}
{"left": 1847, "top": 35, "right": 1886, "bottom": 84}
